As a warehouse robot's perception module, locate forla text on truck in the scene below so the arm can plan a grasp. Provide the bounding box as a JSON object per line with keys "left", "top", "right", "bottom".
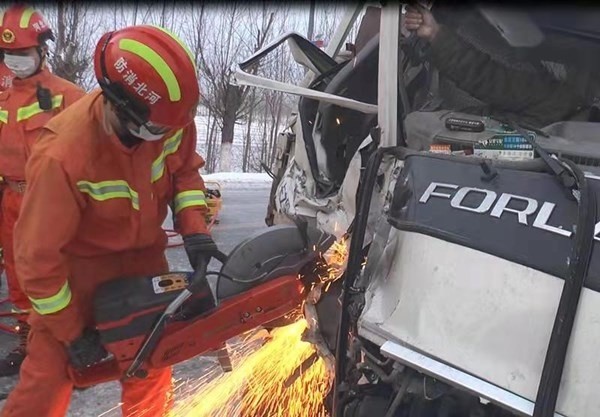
{"left": 419, "top": 181, "right": 600, "bottom": 242}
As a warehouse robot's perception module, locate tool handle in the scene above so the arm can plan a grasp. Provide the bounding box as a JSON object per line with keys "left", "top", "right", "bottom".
{"left": 187, "top": 258, "right": 210, "bottom": 294}
{"left": 214, "top": 250, "right": 228, "bottom": 265}
{"left": 187, "top": 250, "right": 227, "bottom": 294}
{"left": 125, "top": 251, "right": 227, "bottom": 379}
{"left": 125, "top": 301, "right": 179, "bottom": 378}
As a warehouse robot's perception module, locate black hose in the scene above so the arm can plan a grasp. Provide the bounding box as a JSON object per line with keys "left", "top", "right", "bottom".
{"left": 507, "top": 118, "right": 575, "bottom": 190}
{"left": 332, "top": 146, "right": 397, "bottom": 416}
{"left": 533, "top": 159, "right": 596, "bottom": 417}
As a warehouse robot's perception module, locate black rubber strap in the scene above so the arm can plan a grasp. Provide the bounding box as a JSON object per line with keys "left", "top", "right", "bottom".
{"left": 533, "top": 159, "right": 596, "bottom": 417}
{"left": 333, "top": 146, "right": 391, "bottom": 416}
{"left": 507, "top": 118, "right": 575, "bottom": 190}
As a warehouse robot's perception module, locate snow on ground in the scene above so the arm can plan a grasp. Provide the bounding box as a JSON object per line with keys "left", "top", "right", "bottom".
{"left": 192, "top": 111, "right": 280, "bottom": 188}
{"left": 203, "top": 172, "right": 273, "bottom": 189}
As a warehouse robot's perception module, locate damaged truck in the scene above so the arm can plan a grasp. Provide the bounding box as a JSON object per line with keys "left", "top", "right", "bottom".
{"left": 233, "top": 2, "right": 600, "bottom": 417}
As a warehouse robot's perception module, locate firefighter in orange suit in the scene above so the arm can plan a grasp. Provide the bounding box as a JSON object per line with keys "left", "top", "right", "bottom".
{"left": 0, "top": 4, "right": 85, "bottom": 376}
{"left": 1, "top": 24, "right": 218, "bottom": 417}
{"left": 0, "top": 62, "right": 15, "bottom": 285}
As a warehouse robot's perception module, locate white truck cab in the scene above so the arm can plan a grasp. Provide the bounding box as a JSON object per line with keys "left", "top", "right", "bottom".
{"left": 234, "top": 3, "right": 600, "bottom": 416}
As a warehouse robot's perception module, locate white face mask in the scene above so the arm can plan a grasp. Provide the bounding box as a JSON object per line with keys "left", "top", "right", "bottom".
{"left": 127, "top": 124, "right": 165, "bottom": 142}
{"left": 4, "top": 54, "right": 37, "bottom": 79}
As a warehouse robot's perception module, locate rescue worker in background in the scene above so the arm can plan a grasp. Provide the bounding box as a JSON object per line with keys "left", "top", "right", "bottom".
{"left": 1, "top": 24, "right": 218, "bottom": 417}
{"left": 0, "top": 4, "right": 85, "bottom": 377}
{"left": 404, "top": 5, "right": 586, "bottom": 128}
{"left": 0, "top": 62, "right": 15, "bottom": 286}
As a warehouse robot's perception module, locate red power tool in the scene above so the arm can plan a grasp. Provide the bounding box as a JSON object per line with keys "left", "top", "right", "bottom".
{"left": 67, "top": 224, "right": 335, "bottom": 387}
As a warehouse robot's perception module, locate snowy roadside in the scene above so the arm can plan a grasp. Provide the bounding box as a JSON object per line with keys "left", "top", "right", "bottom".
{"left": 202, "top": 172, "right": 273, "bottom": 190}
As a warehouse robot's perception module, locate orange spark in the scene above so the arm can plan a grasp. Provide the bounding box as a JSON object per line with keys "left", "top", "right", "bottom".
{"left": 317, "top": 236, "right": 349, "bottom": 285}
{"left": 170, "top": 320, "right": 332, "bottom": 417}
{"left": 168, "top": 238, "right": 350, "bottom": 416}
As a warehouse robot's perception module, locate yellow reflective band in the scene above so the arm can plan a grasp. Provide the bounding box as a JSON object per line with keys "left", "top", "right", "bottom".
{"left": 0, "top": 109, "right": 8, "bottom": 124}
{"left": 174, "top": 190, "right": 207, "bottom": 214}
{"left": 29, "top": 281, "right": 72, "bottom": 315}
{"left": 19, "top": 7, "right": 35, "bottom": 29}
{"left": 17, "top": 95, "right": 63, "bottom": 122}
{"left": 0, "top": 11, "right": 5, "bottom": 27}
{"left": 151, "top": 129, "right": 183, "bottom": 183}
{"left": 77, "top": 180, "right": 140, "bottom": 210}
{"left": 118, "top": 38, "right": 181, "bottom": 102}
{"left": 152, "top": 26, "right": 197, "bottom": 71}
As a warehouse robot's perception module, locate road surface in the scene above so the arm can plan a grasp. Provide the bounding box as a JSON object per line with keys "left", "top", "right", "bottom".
{"left": 0, "top": 186, "right": 271, "bottom": 416}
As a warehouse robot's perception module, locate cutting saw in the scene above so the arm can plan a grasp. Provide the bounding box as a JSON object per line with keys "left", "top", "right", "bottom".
{"left": 67, "top": 223, "right": 335, "bottom": 387}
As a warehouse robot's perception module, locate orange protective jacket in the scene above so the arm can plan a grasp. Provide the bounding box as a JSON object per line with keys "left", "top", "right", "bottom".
{"left": 14, "top": 89, "right": 209, "bottom": 343}
{"left": 0, "top": 63, "right": 14, "bottom": 92}
{"left": 0, "top": 68, "right": 85, "bottom": 181}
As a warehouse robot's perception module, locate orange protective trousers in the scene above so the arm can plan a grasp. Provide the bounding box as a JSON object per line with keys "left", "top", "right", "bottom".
{"left": 0, "top": 248, "right": 173, "bottom": 417}
{"left": 0, "top": 188, "right": 29, "bottom": 319}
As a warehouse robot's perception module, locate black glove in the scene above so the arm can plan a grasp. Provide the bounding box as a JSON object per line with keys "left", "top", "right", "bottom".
{"left": 183, "top": 233, "right": 223, "bottom": 270}
{"left": 183, "top": 234, "right": 224, "bottom": 303}
{"left": 67, "top": 328, "right": 109, "bottom": 370}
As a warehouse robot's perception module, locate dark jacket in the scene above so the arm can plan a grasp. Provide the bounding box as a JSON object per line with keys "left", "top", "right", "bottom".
{"left": 428, "top": 25, "right": 585, "bottom": 127}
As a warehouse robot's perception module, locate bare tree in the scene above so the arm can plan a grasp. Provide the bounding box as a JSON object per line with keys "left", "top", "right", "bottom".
{"left": 242, "top": 87, "right": 255, "bottom": 172}
{"left": 206, "top": 113, "right": 220, "bottom": 173}
{"left": 132, "top": 1, "right": 139, "bottom": 25}
{"left": 184, "top": 1, "right": 206, "bottom": 67}
{"left": 190, "top": 2, "right": 275, "bottom": 172}
{"left": 43, "top": 1, "right": 95, "bottom": 89}
{"left": 177, "top": 2, "right": 346, "bottom": 173}
{"left": 34, "top": 2, "right": 350, "bottom": 173}
{"left": 313, "top": 3, "right": 344, "bottom": 48}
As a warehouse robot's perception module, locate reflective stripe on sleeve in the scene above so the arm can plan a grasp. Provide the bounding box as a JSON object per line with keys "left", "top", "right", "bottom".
{"left": 174, "top": 190, "right": 207, "bottom": 214}
{"left": 29, "top": 281, "right": 72, "bottom": 315}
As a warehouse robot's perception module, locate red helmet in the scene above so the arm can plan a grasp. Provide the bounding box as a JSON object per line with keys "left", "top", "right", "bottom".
{"left": 0, "top": 62, "right": 14, "bottom": 90}
{"left": 0, "top": 4, "right": 54, "bottom": 50}
{"left": 93, "top": 25, "right": 199, "bottom": 130}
